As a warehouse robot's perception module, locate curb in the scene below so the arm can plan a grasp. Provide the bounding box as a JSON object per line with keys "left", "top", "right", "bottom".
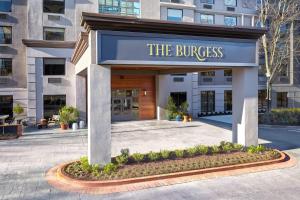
{"left": 46, "top": 151, "right": 297, "bottom": 195}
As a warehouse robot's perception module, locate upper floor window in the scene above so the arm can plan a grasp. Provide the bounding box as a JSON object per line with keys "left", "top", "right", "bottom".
{"left": 167, "top": 8, "right": 183, "bottom": 22}
{"left": 201, "top": 0, "right": 214, "bottom": 4}
{"left": 0, "top": 58, "right": 12, "bottom": 76}
{"left": 200, "top": 14, "right": 214, "bottom": 24}
{"left": 224, "top": 0, "right": 237, "bottom": 7}
{"left": 43, "top": 0, "right": 65, "bottom": 14}
{"left": 99, "top": 0, "right": 140, "bottom": 17}
{"left": 201, "top": 71, "right": 215, "bottom": 76}
{"left": 0, "top": 0, "right": 11, "bottom": 12}
{"left": 224, "top": 16, "right": 237, "bottom": 26}
{"left": 43, "top": 58, "right": 65, "bottom": 75}
{"left": 43, "top": 27, "right": 64, "bottom": 41}
{"left": 224, "top": 69, "right": 232, "bottom": 76}
{"left": 0, "top": 26, "right": 12, "bottom": 44}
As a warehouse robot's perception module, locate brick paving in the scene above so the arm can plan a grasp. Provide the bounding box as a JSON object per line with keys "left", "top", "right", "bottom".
{"left": 0, "top": 120, "right": 300, "bottom": 200}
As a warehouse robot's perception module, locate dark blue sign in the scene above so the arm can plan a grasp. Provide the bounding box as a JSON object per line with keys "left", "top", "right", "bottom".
{"left": 97, "top": 31, "right": 257, "bottom": 67}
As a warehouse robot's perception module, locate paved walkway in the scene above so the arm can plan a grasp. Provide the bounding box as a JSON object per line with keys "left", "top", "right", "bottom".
{"left": 0, "top": 120, "right": 299, "bottom": 200}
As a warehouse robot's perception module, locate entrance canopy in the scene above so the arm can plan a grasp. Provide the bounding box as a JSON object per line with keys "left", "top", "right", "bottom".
{"left": 72, "top": 13, "right": 266, "bottom": 165}
{"left": 72, "top": 12, "right": 266, "bottom": 71}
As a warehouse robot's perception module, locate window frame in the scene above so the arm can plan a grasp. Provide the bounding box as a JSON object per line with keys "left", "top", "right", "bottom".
{"left": 224, "top": 0, "right": 237, "bottom": 7}
{"left": 43, "top": 0, "right": 65, "bottom": 14}
{"left": 201, "top": 71, "right": 215, "bottom": 77}
{"left": 200, "top": 14, "right": 215, "bottom": 24}
{"left": 99, "top": 0, "right": 140, "bottom": 17}
{"left": 201, "top": 91, "right": 215, "bottom": 113}
{"left": 0, "top": 0, "right": 12, "bottom": 12}
{"left": 0, "top": 95, "right": 13, "bottom": 118}
{"left": 224, "top": 90, "right": 232, "bottom": 112}
{"left": 43, "top": 27, "right": 65, "bottom": 41}
{"left": 0, "top": 26, "right": 12, "bottom": 44}
{"left": 224, "top": 69, "right": 232, "bottom": 76}
{"left": 43, "top": 58, "right": 66, "bottom": 76}
{"left": 170, "top": 92, "right": 187, "bottom": 108}
{"left": 167, "top": 8, "right": 183, "bottom": 22}
{"left": 200, "top": 0, "right": 214, "bottom": 5}
{"left": 0, "top": 58, "right": 12, "bottom": 77}
{"left": 276, "top": 92, "right": 288, "bottom": 108}
{"left": 43, "top": 94, "right": 66, "bottom": 119}
{"left": 224, "top": 16, "right": 237, "bottom": 26}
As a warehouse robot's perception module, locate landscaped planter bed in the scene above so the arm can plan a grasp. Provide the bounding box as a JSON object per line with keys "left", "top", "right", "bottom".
{"left": 0, "top": 133, "right": 19, "bottom": 140}
{"left": 62, "top": 143, "right": 281, "bottom": 181}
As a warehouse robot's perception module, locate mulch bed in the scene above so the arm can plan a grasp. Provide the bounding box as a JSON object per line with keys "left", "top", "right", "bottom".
{"left": 63, "top": 151, "right": 281, "bottom": 181}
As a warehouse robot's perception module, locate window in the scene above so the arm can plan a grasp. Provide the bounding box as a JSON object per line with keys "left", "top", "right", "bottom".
{"left": 0, "top": 26, "right": 12, "bottom": 44}
{"left": 170, "top": 92, "right": 187, "bottom": 108}
{"left": 201, "top": 91, "right": 215, "bottom": 113}
{"left": 43, "top": 95, "right": 66, "bottom": 119}
{"left": 0, "top": 58, "right": 12, "bottom": 76}
{"left": 0, "top": 0, "right": 11, "bottom": 12}
{"left": 258, "top": 90, "right": 267, "bottom": 110}
{"left": 201, "top": 0, "right": 214, "bottom": 4}
{"left": 201, "top": 71, "right": 215, "bottom": 76}
{"left": 200, "top": 14, "right": 214, "bottom": 24}
{"left": 224, "top": 69, "right": 232, "bottom": 76}
{"left": 43, "top": 0, "right": 65, "bottom": 14}
{"left": 224, "top": 16, "right": 237, "bottom": 26}
{"left": 43, "top": 58, "right": 65, "bottom": 76}
{"left": 99, "top": 0, "right": 140, "bottom": 16}
{"left": 277, "top": 92, "right": 288, "bottom": 108}
{"left": 224, "top": 0, "right": 237, "bottom": 6}
{"left": 0, "top": 95, "right": 13, "bottom": 117}
{"left": 43, "top": 27, "right": 64, "bottom": 41}
{"left": 224, "top": 90, "right": 232, "bottom": 112}
{"left": 167, "top": 9, "right": 183, "bottom": 22}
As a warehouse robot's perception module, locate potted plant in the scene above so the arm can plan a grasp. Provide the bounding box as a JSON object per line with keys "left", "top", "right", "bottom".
{"left": 13, "top": 104, "right": 24, "bottom": 124}
{"left": 58, "top": 106, "right": 79, "bottom": 130}
{"left": 59, "top": 106, "right": 70, "bottom": 130}
{"left": 166, "top": 96, "right": 177, "bottom": 120}
{"left": 179, "top": 101, "right": 189, "bottom": 122}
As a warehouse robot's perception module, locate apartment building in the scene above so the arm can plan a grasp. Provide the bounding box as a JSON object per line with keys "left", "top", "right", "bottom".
{"left": 0, "top": 0, "right": 297, "bottom": 124}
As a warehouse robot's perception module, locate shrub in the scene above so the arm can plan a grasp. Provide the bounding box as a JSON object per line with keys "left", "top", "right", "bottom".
{"left": 147, "top": 151, "right": 161, "bottom": 162}
{"left": 121, "top": 148, "right": 130, "bottom": 157}
{"left": 233, "top": 143, "right": 244, "bottom": 151}
{"left": 103, "top": 163, "right": 118, "bottom": 175}
{"left": 91, "top": 164, "right": 100, "bottom": 177}
{"left": 160, "top": 150, "right": 171, "bottom": 159}
{"left": 196, "top": 145, "right": 209, "bottom": 155}
{"left": 174, "top": 149, "right": 184, "bottom": 158}
{"left": 247, "top": 145, "right": 267, "bottom": 154}
{"left": 219, "top": 141, "right": 234, "bottom": 153}
{"left": 80, "top": 156, "right": 92, "bottom": 172}
{"left": 210, "top": 145, "right": 220, "bottom": 154}
{"left": 131, "top": 153, "right": 144, "bottom": 163}
{"left": 13, "top": 104, "right": 24, "bottom": 116}
{"left": 166, "top": 96, "right": 178, "bottom": 120}
{"left": 116, "top": 155, "right": 128, "bottom": 165}
{"left": 259, "top": 108, "right": 300, "bottom": 125}
{"left": 186, "top": 147, "right": 198, "bottom": 157}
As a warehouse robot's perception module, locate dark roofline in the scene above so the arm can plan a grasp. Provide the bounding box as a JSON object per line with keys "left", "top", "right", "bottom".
{"left": 81, "top": 12, "right": 266, "bottom": 39}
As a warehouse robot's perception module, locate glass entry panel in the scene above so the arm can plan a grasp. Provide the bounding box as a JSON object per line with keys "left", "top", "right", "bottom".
{"left": 112, "top": 89, "right": 139, "bottom": 121}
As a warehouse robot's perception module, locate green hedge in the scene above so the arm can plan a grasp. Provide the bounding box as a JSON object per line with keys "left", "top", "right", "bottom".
{"left": 259, "top": 108, "right": 300, "bottom": 125}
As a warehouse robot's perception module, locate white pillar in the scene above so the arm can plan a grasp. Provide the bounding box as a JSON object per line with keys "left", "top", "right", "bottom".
{"left": 76, "top": 75, "right": 87, "bottom": 122}
{"left": 232, "top": 67, "right": 258, "bottom": 146}
{"left": 156, "top": 74, "right": 169, "bottom": 120}
{"left": 88, "top": 64, "right": 111, "bottom": 165}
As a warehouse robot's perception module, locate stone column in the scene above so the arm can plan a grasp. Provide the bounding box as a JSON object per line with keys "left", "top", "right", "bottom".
{"left": 87, "top": 64, "right": 111, "bottom": 165}
{"left": 232, "top": 67, "right": 258, "bottom": 146}
{"left": 75, "top": 75, "right": 87, "bottom": 123}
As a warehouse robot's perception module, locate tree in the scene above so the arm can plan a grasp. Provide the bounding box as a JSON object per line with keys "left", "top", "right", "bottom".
{"left": 257, "top": 0, "right": 300, "bottom": 109}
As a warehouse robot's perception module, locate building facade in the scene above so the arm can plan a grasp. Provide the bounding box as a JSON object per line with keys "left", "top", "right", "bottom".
{"left": 0, "top": 0, "right": 297, "bottom": 124}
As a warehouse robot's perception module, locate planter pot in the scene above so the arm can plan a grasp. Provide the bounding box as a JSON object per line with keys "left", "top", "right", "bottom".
{"left": 60, "top": 123, "right": 68, "bottom": 130}
{"left": 72, "top": 123, "right": 78, "bottom": 131}
{"left": 175, "top": 115, "right": 181, "bottom": 121}
{"left": 40, "top": 119, "right": 47, "bottom": 126}
{"left": 183, "top": 115, "right": 188, "bottom": 123}
{"left": 188, "top": 116, "right": 192, "bottom": 122}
